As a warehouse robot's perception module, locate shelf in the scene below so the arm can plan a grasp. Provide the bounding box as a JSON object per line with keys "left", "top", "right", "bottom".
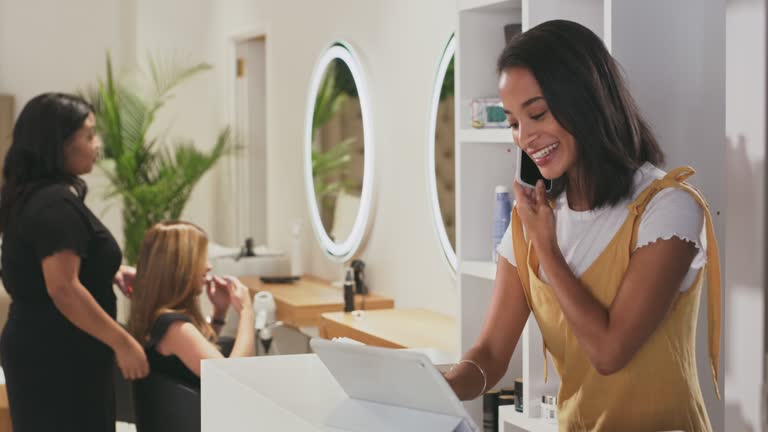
{"left": 461, "top": 260, "right": 497, "bottom": 280}
{"left": 499, "top": 406, "right": 558, "bottom": 432}
{"left": 458, "top": 128, "right": 514, "bottom": 144}
{"left": 459, "top": 0, "right": 522, "bottom": 13}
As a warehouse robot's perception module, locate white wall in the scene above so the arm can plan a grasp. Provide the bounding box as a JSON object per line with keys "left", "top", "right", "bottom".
{"left": 607, "top": 1, "right": 727, "bottom": 426}
{"left": 132, "top": 0, "right": 223, "bottom": 237}
{"left": 275, "top": 0, "right": 455, "bottom": 314}
{"left": 170, "top": 0, "right": 459, "bottom": 315}
{"left": 725, "top": 0, "right": 766, "bottom": 430}
{"left": 0, "top": 0, "right": 133, "bottom": 108}
{"left": 0, "top": 0, "right": 135, "bottom": 247}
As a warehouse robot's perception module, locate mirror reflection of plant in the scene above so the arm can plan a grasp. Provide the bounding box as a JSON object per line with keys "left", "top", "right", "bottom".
{"left": 312, "top": 137, "right": 356, "bottom": 201}
{"left": 312, "top": 62, "right": 348, "bottom": 134}
{"left": 314, "top": 139, "right": 361, "bottom": 238}
{"left": 436, "top": 56, "right": 456, "bottom": 249}
{"left": 440, "top": 57, "right": 454, "bottom": 102}
{"left": 332, "top": 58, "right": 358, "bottom": 98}
{"left": 83, "top": 53, "right": 234, "bottom": 264}
{"left": 311, "top": 59, "right": 361, "bottom": 231}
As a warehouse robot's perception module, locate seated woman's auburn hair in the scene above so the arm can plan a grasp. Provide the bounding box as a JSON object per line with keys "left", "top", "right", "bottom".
{"left": 128, "top": 221, "right": 215, "bottom": 344}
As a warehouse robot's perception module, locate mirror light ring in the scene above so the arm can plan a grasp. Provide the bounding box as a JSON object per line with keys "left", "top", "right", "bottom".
{"left": 304, "top": 41, "right": 375, "bottom": 261}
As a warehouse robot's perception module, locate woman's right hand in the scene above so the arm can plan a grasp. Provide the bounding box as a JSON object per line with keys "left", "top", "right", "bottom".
{"left": 441, "top": 370, "right": 461, "bottom": 396}
{"left": 226, "top": 276, "right": 252, "bottom": 314}
{"left": 512, "top": 180, "right": 557, "bottom": 254}
{"left": 207, "top": 275, "right": 232, "bottom": 317}
{"left": 114, "top": 335, "right": 149, "bottom": 380}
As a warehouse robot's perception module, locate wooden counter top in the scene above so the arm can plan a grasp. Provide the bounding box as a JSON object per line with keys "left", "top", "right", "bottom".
{"left": 319, "top": 308, "right": 457, "bottom": 354}
{"left": 239, "top": 275, "right": 394, "bottom": 328}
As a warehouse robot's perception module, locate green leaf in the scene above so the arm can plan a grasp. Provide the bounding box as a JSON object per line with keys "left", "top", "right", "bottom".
{"left": 84, "top": 51, "right": 234, "bottom": 264}
{"left": 312, "top": 62, "right": 350, "bottom": 134}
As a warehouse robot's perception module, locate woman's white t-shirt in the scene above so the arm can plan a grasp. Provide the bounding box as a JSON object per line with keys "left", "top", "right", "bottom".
{"left": 496, "top": 163, "right": 706, "bottom": 292}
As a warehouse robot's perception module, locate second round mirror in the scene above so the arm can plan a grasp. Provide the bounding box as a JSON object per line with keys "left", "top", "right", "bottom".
{"left": 305, "top": 42, "right": 374, "bottom": 260}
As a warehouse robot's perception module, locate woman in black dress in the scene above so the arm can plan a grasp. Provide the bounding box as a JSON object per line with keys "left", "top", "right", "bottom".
{"left": 0, "top": 93, "right": 149, "bottom": 432}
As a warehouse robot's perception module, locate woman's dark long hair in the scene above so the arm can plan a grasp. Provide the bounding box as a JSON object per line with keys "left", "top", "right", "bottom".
{"left": 497, "top": 20, "right": 664, "bottom": 208}
{"left": 0, "top": 93, "right": 93, "bottom": 233}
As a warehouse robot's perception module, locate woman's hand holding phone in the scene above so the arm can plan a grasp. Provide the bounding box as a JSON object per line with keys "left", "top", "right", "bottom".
{"left": 512, "top": 179, "right": 557, "bottom": 256}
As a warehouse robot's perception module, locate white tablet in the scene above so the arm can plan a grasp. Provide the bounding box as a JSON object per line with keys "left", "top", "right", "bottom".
{"left": 310, "top": 338, "right": 476, "bottom": 430}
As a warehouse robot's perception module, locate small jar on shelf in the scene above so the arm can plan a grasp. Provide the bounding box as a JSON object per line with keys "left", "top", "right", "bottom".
{"left": 540, "top": 394, "right": 558, "bottom": 424}
{"left": 470, "top": 98, "right": 510, "bottom": 129}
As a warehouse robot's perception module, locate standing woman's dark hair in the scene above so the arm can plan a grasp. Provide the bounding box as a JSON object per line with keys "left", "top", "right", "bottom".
{"left": 0, "top": 93, "right": 91, "bottom": 232}
{"left": 497, "top": 20, "right": 664, "bottom": 208}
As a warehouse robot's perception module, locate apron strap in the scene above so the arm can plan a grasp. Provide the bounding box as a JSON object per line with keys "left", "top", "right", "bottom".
{"left": 627, "top": 166, "right": 696, "bottom": 216}
{"left": 626, "top": 166, "right": 721, "bottom": 400}
{"left": 511, "top": 205, "right": 532, "bottom": 307}
{"left": 511, "top": 205, "right": 550, "bottom": 383}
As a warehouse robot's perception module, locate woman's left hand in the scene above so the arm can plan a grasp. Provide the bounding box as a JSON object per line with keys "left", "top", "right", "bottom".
{"left": 206, "top": 275, "right": 231, "bottom": 316}
{"left": 512, "top": 179, "right": 557, "bottom": 255}
{"left": 114, "top": 265, "right": 136, "bottom": 297}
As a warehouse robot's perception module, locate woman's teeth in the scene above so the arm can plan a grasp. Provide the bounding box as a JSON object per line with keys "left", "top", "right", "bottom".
{"left": 531, "top": 143, "right": 558, "bottom": 160}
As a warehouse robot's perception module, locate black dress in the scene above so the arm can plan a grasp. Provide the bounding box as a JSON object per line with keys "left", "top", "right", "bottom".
{"left": 146, "top": 313, "right": 201, "bottom": 388}
{"left": 0, "top": 184, "right": 121, "bottom": 432}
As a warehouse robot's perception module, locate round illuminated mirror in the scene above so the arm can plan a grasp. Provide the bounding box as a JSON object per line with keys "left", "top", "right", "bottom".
{"left": 305, "top": 42, "right": 374, "bottom": 261}
{"left": 428, "top": 35, "right": 456, "bottom": 270}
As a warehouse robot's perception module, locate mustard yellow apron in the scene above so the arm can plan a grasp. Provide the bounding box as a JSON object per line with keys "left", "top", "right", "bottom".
{"left": 511, "top": 167, "right": 721, "bottom": 432}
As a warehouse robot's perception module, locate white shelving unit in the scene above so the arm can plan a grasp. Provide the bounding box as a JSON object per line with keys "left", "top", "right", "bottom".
{"left": 498, "top": 406, "right": 557, "bottom": 432}
{"left": 461, "top": 260, "right": 497, "bottom": 280}
{"left": 455, "top": 0, "right": 725, "bottom": 430}
{"left": 455, "top": 1, "right": 538, "bottom": 427}
{"left": 458, "top": 127, "right": 514, "bottom": 144}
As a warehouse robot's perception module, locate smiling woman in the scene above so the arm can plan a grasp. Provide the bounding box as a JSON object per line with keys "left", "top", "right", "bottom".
{"left": 446, "top": 20, "right": 722, "bottom": 432}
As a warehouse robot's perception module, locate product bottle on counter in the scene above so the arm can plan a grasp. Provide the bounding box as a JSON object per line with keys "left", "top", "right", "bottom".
{"left": 343, "top": 267, "right": 355, "bottom": 313}
{"left": 291, "top": 220, "right": 303, "bottom": 277}
{"left": 483, "top": 390, "right": 500, "bottom": 432}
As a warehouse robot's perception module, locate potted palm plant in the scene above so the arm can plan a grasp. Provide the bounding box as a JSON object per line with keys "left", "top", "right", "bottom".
{"left": 84, "top": 54, "right": 233, "bottom": 264}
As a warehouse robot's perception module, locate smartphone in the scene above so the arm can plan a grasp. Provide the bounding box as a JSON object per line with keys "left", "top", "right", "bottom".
{"left": 515, "top": 147, "right": 552, "bottom": 192}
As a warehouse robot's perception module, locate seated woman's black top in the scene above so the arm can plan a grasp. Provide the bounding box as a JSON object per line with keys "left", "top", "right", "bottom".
{"left": 146, "top": 313, "right": 202, "bottom": 388}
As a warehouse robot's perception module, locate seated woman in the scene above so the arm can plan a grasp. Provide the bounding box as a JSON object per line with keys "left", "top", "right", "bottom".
{"left": 128, "top": 221, "right": 255, "bottom": 387}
